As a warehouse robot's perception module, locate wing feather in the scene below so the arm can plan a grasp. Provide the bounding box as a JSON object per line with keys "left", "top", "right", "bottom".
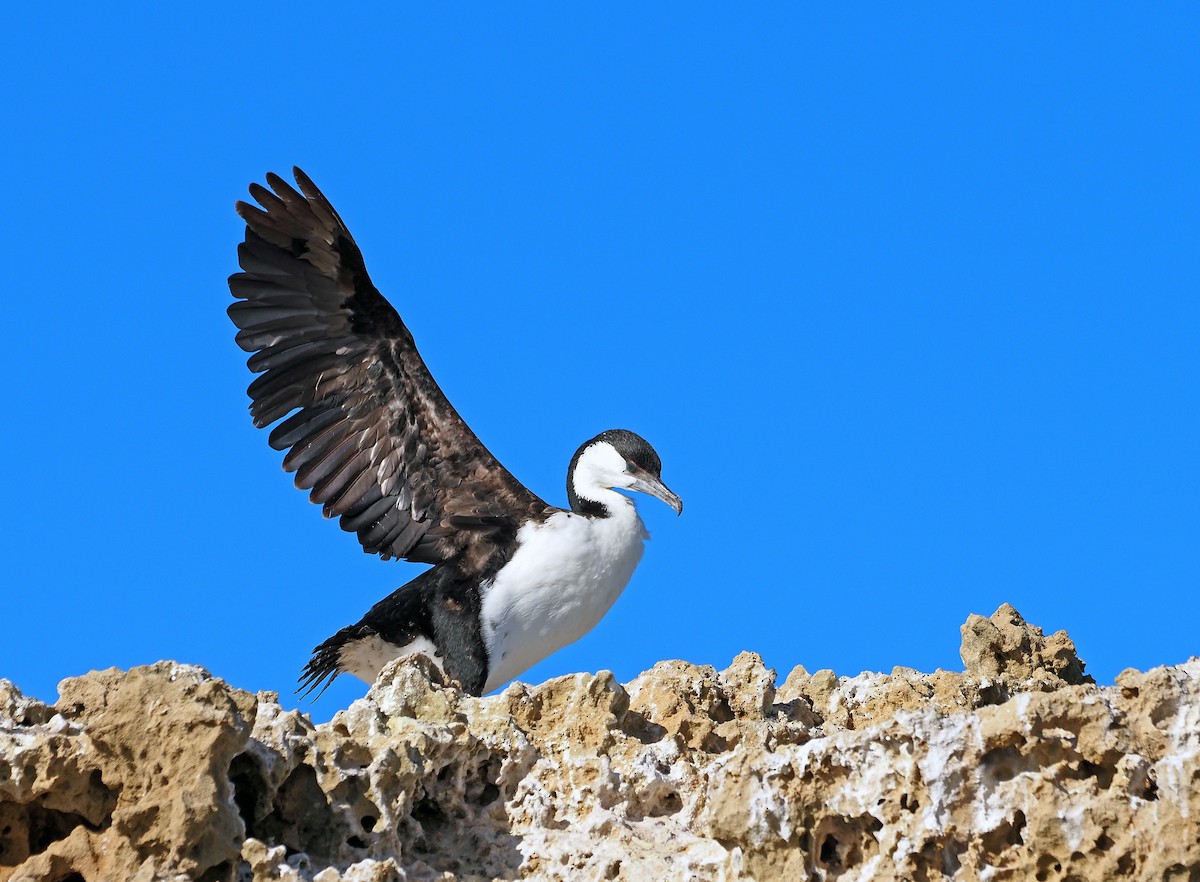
{"left": 228, "top": 168, "right": 550, "bottom": 565}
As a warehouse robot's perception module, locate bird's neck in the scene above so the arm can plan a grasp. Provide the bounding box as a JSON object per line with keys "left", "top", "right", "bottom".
{"left": 566, "top": 445, "right": 632, "bottom": 519}
{"left": 567, "top": 482, "right": 634, "bottom": 518}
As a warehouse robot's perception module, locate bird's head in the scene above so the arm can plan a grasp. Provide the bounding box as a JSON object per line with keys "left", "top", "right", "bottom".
{"left": 567, "top": 429, "right": 683, "bottom": 517}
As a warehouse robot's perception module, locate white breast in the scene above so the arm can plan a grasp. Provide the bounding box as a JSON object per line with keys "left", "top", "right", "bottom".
{"left": 480, "top": 501, "right": 649, "bottom": 693}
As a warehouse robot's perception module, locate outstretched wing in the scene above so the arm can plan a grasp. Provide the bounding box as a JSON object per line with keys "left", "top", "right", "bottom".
{"left": 228, "top": 168, "right": 550, "bottom": 566}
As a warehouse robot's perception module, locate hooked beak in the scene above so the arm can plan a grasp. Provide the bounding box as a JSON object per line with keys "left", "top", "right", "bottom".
{"left": 628, "top": 475, "right": 684, "bottom": 516}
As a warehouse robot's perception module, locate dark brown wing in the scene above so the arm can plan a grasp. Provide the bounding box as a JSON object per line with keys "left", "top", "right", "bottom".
{"left": 227, "top": 168, "right": 550, "bottom": 566}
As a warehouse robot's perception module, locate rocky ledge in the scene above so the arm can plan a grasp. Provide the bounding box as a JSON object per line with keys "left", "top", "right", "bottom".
{"left": 1, "top": 604, "right": 1197, "bottom": 882}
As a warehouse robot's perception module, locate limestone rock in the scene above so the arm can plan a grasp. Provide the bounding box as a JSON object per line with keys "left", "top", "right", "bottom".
{"left": 0, "top": 605, "right": 1197, "bottom": 881}
{"left": 960, "top": 602, "right": 1093, "bottom": 697}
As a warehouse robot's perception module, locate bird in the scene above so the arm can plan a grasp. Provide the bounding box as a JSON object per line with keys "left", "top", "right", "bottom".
{"left": 227, "top": 168, "right": 682, "bottom": 698}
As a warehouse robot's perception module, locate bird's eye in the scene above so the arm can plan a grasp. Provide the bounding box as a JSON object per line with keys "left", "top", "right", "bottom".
{"left": 626, "top": 460, "right": 637, "bottom": 472}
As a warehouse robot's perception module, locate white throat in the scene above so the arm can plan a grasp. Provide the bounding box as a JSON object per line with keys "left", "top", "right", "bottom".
{"left": 570, "top": 441, "right": 638, "bottom": 512}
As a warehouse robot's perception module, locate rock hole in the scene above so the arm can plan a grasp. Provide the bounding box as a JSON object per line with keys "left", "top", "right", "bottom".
{"left": 86, "top": 770, "right": 117, "bottom": 826}
{"left": 464, "top": 759, "right": 503, "bottom": 808}
{"left": 646, "top": 790, "right": 682, "bottom": 818}
{"left": 981, "top": 744, "right": 1023, "bottom": 782}
{"left": 916, "top": 836, "right": 964, "bottom": 878}
{"left": 196, "top": 859, "right": 234, "bottom": 882}
{"left": 1095, "top": 832, "right": 1112, "bottom": 852}
{"left": 819, "top": 833, "right": 840, "bottom": 868}
{"left": 5, "top": 768, "right": 116, "bottom": 858}
{"left": 813, "top": 814, "right": 881, "bottom": 873}
{"left": 1012, "top": 810, "right": 1026, "bottom": 844}
{"left": 1034, "top": 855, "right": 1062, "bottom": 882}
{"left": 712, "top": 696, "right": 735, "bottom": 724}
{"left": 1076, "top": 759, "right": 1114, "bottom": 789}
{"left": 605, "top": 859, "right": 622, "bottom": 879}
{"left": 981, "top": 810, "right": 1026, "bottom": 854}
{"left": 347, "top": 835, "right": 367, "bottom": 849}
{"left": 361, "top": 815, "right": 377, "bottom": 831}
{"left": 1142, "top": 770, "right": 1159, "bottom": 801}
{"left": 942, "top": 840, "right": 965, "bottom": 876}
{"left": 1162, "top": 864, "right": 1200, "bottom": 882}
{"left": 978, "top": 683, "right": 1010, "bottom": 706}
{"left": 248, "top": 764, "right": 338, "bottom": 861}
{"left": 229, "top": 754, "right": 268, "bottom": 833}
{"left": 701, "top": 732, "right": 730, "bottom": 753}
{"left": 412, "top": 796, "right": 447, "bottom": 832}
{"left": 624, "top": 710, "right": 667, "bottom": 745}
{"left": 1150, "top": 697, "right": 1178, "bottom": 729}
{"left": 25, "top": 804, "right": 93, "bottom": 854}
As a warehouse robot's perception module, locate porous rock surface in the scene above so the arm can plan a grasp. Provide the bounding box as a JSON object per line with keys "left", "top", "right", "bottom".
{"left": 1, "top": 604, "right": 1197, "bottom": 881}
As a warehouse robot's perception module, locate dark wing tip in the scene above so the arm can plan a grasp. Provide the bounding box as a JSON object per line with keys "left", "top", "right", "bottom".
{"left": 297, "top": 641, "right": 344, "bottom": 701}
{"left": 293, "top": 166, "right": 317, "bottom": 191}
{"left": 233, "top": 199, "right": 262, "bottom": 223}
{"left": 264, "top": 170, "right": 293, "bottom": 194}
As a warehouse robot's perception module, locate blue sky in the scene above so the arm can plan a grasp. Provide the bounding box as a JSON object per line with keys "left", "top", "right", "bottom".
{"left": 4, "top": 6, "right": 1197, "bottom": 720}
